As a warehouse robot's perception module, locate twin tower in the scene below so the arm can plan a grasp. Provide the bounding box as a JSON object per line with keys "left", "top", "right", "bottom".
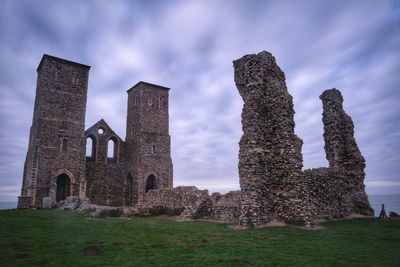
{"left": 18, "top": 54, "right": 173, "bottom": 208}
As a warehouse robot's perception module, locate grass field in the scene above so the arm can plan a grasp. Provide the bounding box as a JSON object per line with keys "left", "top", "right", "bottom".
{"left": 0, "top": 209, "right": 399, "bottom": 266}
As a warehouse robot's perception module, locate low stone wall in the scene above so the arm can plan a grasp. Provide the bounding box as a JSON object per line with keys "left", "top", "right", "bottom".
{"left": 142, "top": 186, "right": 209, "bottom": 209}
{"left": 141, "top": 186, "right": 241, "bottom": 222}
{"left": 302, "top": 168, "right": 350, "bottom": 219}
{"left": 211, "top": 191, "right": 241, "bottom": 222}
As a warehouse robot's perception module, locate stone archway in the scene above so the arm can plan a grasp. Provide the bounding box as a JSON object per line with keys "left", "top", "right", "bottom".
{"left": 56, "top": 173, "right": 71, "bottom": 202}
{"left": 145, "top": 174, "right": 156, "bottom": 193}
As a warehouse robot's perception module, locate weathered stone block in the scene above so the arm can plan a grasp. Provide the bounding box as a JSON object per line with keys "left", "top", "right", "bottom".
{"left": 42, "top": 197, "right": 54, "bottom": 209}
{"left": 59, "top": 196, "right": 79, "bottom": 210}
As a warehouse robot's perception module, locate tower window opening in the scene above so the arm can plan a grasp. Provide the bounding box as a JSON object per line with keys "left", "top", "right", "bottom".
{"left": 62, "top": 138, "right": 68, "bottom": 152}
{"left": 55, "top": 71, "right": 60, "bottom": 82}
{"left": 72, "top": 74, "right": 79, "bottom": 85}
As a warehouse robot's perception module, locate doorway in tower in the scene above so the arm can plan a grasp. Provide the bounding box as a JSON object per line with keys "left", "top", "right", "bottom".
{"left": 145, "top": 174, "right": 156, "bottom": 193}
{"left": 56, "top": 173, "right": 71, "bottom": 202}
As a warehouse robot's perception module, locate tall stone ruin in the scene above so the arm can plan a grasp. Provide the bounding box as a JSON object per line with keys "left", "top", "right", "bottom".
{"left": 234, "top": 51, "right": 310, "bottom": 226}
{"left": 234, "top": 51, "right": 373, "bottom": 227}
{"left": 17, "top": 52, "right": 372, "bottom": 226}
{"left": 320, "top": 89, "right": 372, "bottom": 215}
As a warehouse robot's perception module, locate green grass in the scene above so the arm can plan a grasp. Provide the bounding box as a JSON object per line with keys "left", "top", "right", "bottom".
{"left": 0, "top": 210, "right": 399, "bottom": 266}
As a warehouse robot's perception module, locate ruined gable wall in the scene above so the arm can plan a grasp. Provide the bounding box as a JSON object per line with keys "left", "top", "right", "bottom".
{"left": 84, "top": 121, "right": 127, "bottom": 207}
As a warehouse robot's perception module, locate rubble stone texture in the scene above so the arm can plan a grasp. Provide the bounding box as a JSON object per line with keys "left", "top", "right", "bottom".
{"left": 320, "top": 89, "right": 373, "bottom": 216}
{"left": 17, "top": 55, "right": 173, "bottom": 208}
{"left": 234, "top": 51, "right": 373, "bottom": 227}
{"left": 234, "top": 51, "right": 310, "bottom": 226}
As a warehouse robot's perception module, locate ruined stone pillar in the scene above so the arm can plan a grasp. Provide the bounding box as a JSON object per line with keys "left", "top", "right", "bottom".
{"left": 234, "top": 51, "right": 307, "bottom": 226}
{"left": 320, "top": 89, "right": 373, "bottom": 215}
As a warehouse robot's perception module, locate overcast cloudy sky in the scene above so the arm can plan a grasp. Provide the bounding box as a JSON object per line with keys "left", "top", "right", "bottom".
{"left": 0, "top": 0, "right": 399, "bottom": 202}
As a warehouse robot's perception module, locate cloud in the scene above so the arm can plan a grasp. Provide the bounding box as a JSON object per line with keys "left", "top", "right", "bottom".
{"left": 0, "top": 0, "right": 399, "bottom": 201}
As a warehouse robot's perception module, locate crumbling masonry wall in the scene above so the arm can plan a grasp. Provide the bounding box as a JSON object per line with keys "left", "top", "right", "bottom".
{"left": 320, "top": 89, "right": 373, "bottom": 216}
{"left": 234, "top": 51, "right": 373, "bottom": 226}
{"left": 141, "top": 186, "right": 240, "bottom": 222}
{"left": 233, "top": 51, "right": 311, "bottom": 226}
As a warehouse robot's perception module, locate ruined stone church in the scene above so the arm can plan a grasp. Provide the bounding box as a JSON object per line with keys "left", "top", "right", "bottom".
{"left": 18, "top": 52, "right": 373, "bottom": 228}
{"left": 17, "top": 54, "right": 173, "bottom": 209}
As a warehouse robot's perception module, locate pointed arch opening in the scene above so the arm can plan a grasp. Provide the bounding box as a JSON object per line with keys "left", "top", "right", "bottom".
{"left": 107, "top": 137, "right": 118, "bottom": 163}
{"left": 86, "top": 135, "right": 97, "bottom": 161}
{"left": 56, "top": 173, "right": 71, "bottom": 202}
{"left": 145, "top": 174, "right": 157, "bottom": 193}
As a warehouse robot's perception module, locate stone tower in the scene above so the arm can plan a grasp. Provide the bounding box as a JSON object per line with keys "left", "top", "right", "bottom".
{"left": 125, "top": 81, "right": 173, "bottom": 205}
{"left": 18, "top": 54, "right": 90, "bottom": 208}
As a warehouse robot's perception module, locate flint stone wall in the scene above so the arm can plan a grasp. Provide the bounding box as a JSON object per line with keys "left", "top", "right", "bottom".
{"left": 234, "top": 51, "right": 373, "bottom": 227}
{"left": 234, "top": 51, "right": 311, "bottom": 226}
{"left": 320, "top": 89, "right": 373, "bottom": 216}
{"left": 142, "top": 186, "right": 209, "bottom": 209}
{"left": 141, "top": 186, "right": 240, "bottom": 221}
{"left": 210, "top": 191, "right": 241, "bottom": 222}
{"left": 302, "top": 168, "right": 350, "bottom": 218}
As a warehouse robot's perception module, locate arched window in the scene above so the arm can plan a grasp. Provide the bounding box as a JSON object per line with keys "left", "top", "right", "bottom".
{"left": 55, "top": 71, "right": 60, "bottom": 82}
{"left": 107, "top": 139, "right": 115, "bottom": 158}
{"left": 107, "top": 137, "right": 118, "bottom": 162}
{"left": 62, "top": 138, "right": 68, "bottom": 152}
{"left": 145, "top": 174, "right": 156, "bottom": 193}
{"left": 72, "top": 74, "right": 79, "bottom": 85}
{"left": 86, "top": 135, "right": 96, "bottom": 161}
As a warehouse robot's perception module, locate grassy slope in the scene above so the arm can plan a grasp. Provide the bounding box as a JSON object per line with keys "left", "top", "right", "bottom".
{"left": 0, "top": 210, "right": 399, "bottom": 267}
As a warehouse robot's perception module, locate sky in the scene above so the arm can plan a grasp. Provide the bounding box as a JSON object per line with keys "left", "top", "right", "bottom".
{"left": 0, "top": 0, "right": 399, "bottom": 202}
